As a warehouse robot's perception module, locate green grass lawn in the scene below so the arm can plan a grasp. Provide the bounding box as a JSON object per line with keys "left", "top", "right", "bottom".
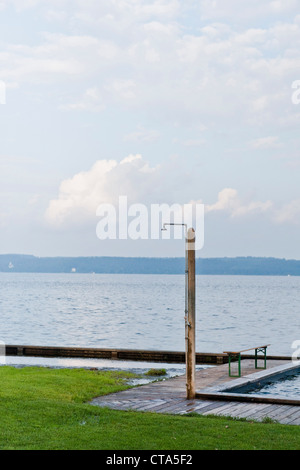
{"left": 0, "top": 366, "right": 299, "bottom": 450}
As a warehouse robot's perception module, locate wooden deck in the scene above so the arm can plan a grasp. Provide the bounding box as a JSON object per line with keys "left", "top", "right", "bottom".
{"left": 90, "top": 360, "right": 300, "bottom": 425}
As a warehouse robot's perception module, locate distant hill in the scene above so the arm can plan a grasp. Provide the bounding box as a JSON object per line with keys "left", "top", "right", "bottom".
{"left": 0, "top": 254, "right": 300, "bottom": 275}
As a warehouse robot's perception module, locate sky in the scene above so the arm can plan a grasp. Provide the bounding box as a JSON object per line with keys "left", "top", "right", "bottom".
{"left": 0, "top": 0, "right": 300, "bottom": 259}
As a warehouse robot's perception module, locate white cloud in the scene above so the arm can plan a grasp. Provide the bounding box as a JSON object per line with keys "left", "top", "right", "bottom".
{"left": 124, "top": 126, "right": 160, "bottom": 143}
{"left": 199, "top": 0, "right": 299, "bottom": 21}
{"left": 205, "top": 189, "right": 300, "bottom": 226}
{"left": 46, "top": 170, "right": 277, "bottom": 231}
{"left": 73, "top": 0, "right": 181, "bottom": 26}
{"left": 206, "top": 188, "right": 273, "bottom": 218}
{"left": 106, "top": 79, "right": 137, "bottom": 102}
{"left": 0, "top": 2, "right": 299, "bottom": 132}
{"left": 269, "top": 0, "right": 298, "bottom": 13}
{"left": 250, "top": 136, "right": 283, "bottom": 149}
{"left": 274, "top": 199, "right": 300, "bottom": 224}
{"left": 0, "top": 33, "right": 119, "bottom": 86}
{"left": 60, "top": 87, "right": 105, "bottom": 112}
{"left": 45, "top": 155, "right": 162, "bottom": 227}
{"left": 6, "top": 0, "right": 296, "bottom": 23}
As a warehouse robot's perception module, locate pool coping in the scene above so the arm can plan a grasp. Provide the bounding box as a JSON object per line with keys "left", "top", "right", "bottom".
{"left": 196, "top": 361, "right": 300, "bottom": 406}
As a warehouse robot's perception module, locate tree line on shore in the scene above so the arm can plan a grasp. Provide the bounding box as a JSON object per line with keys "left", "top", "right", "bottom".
{"left": 0, "top": 254, "right": 300, "bottom": 275}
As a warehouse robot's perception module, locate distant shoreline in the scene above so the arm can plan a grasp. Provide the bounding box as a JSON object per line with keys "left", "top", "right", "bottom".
{"left": 1, "top": 254, "right": 300, "bottom": 276}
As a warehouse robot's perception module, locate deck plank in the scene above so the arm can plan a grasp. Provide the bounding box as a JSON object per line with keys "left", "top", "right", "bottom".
{"left": 201, "top": 401, "right": 243, "bottom": 416}
{"left": 283, "top": 408, "right": 300, "bottom": 424}
{"left": 202, "top": 402, "right": 245, "bottom": 416}
{"left": 276, "top": 407, "right": 300, "bottom": 424}
{"left": 225, "top": 403, "right": 268, "bottom": 418}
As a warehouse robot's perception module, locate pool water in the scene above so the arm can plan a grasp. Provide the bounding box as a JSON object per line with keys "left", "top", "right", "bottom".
{"left": 247, "top": 371, "right": 300, "bottom": 398}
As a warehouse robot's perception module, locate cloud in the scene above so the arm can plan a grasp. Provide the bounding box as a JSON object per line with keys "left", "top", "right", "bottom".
{"left": 0, "top": 2, "right": 299, "bottom": 132}
{"left": 72, "top": 0, "right": 181, "bottom": 26}
{"left": 206, "top": 188, "right": 273, "bottom": 218}
{"left": 124, "top": 125, "right": 160, "bottom": 143}
{"left": 6, "top": 0, "right": 297, "bottom": 23}
{"left": 274, "top": 199, "right": 300, "bottom": 224}
{"left": 205, "top": 189, "right": 300, "bottom": 225}
{"left": 249, "top": 136, "right": 283, "bottom": 149}
{"left": 46, "top": 164, "right": 277, "bottom": 231}
{"left": 199, "top": 0, "right": 299, "bottom": 21}
{"left": 60, "top": 87, "right": 105, "bottom": 111}
{"left": 105, "top": 79, "right": 137, "bottom": 102}
{"left": 1, "top": 33, "right": 119, "bottom": 86}
{"left": 45, "top": 155, "right": 162, "bottom": 227}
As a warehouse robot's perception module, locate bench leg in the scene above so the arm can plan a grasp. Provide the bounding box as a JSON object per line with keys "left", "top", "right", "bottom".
{"left": 255, "top": 347, "right": 267, "bottom": 370}
{"left": 228, "top": 353, "right": 241, "bottom": 377}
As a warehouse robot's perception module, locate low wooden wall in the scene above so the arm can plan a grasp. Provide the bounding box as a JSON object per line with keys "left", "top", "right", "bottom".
{"left": 4, "top": 345, "right": 291, "bottom": 365}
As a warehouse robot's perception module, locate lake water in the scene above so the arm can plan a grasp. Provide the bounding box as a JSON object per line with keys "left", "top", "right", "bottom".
{"left": 0, "top": 273, "right": 299, "bottom": 357}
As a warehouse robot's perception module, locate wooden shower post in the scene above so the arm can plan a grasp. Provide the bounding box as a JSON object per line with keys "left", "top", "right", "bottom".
{"left": 186, "top": 228, "right": 196, "bottom": 399}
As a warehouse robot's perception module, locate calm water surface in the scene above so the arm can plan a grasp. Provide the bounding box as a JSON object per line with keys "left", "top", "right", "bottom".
{"left": 0, "top": 273, "right": 299, "bottom": 356}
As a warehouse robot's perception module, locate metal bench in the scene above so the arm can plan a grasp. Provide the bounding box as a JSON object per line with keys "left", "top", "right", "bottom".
{"left": 223, "top": 345, "right": 270, "bottom": 377}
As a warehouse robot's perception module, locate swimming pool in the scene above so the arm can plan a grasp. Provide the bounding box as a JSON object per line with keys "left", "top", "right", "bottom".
{"left": 196, "top": 362, "right": 300, "bottom": 405}
{"left": 246, "top": 371, "right": 300, "bottom": 399}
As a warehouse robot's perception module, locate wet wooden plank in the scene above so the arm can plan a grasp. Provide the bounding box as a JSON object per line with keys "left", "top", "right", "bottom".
{"left": 276, "top": 407, "right": 300, "bottom": 424}
{"left": 233, "top": 403, "right": 274, "bottom": 419}
{"left": 191, "top": 401, "right": 228, "bottom": 415}
{"left": 241, "top": 404, "right": 280, "bottom": 420}
{"left": 133, "top": 400, "right": 167, "bottom": 411}
{"left": 283, "top": 408, "right": 300, "bottom": 424}
{"left": 186, "top": 401, "right": 219, "bottom": 413}
{"left": 288, "top": 415, "right": 300, "bottom": 426}
{"left": 201, "top": 401, "right": 243, "bottom": 416}
{"left": 159, "top": 400, "right": 196, "bottom": 414}
{"left": 154, "top": 399, "right": 198, "bottom": 414}
{"left": 171, "top": 401, "right": 213, "bottom": 414}
{"left": 215, "top": 403, "right": 261, "bottom": 418}
{"left": 138, "top": 400, "right": 181, "bottom": 413}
